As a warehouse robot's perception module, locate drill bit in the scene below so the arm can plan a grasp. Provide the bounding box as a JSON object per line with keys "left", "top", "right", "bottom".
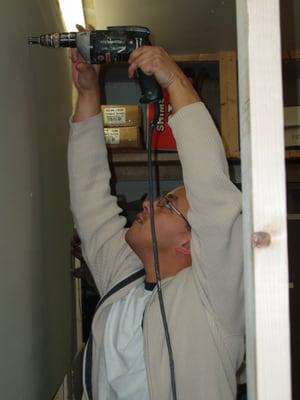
{"left": 28, "top": 36, "right": 40, "bottom": 45}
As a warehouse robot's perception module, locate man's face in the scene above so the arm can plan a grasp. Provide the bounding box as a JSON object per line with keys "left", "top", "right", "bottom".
{"left": 125, "top": 186, "right": 190, "bottom": 258}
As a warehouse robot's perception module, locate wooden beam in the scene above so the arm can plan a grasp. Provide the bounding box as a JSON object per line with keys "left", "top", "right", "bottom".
{"left": 285, "top": 149, "right": 300, "bottom": 158}
{"left": 171, "top": 53, "right": 220, "bottom": 62}
{"left": 236, "top": 1, "right": 292, "bottom": 399}
{"left": 282, "top": 50, "right": 300, "bottom": 60}
{"left": 108, "top": 149, "right": 179, "bottom": 163}
{"left": 219, "top": 51, "right": 240, "bottom": 158}
{"left": 111, "top": 164, "right": 183, "bottom": 182}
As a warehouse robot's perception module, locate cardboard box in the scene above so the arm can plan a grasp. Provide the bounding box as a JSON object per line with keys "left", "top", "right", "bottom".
{"left": 104, "top": 126, "right": 141, "bottom": 148}
{"left": 284, "top": 106, "right": 300, "bottom": 148}
{"left": 101, "top": 105, "right": 142, "bottom": 127}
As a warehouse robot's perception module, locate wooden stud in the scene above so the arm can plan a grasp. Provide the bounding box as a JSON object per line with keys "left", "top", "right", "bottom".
{"left": 219, "top": 51, "right": 240, "bottom": 158}
{"left": 236, "top": 1, "right": 292, "bottom": 399}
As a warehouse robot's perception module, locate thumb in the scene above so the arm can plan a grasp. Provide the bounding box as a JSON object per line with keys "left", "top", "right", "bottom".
{"left": 76, "top": 62, "right": 89, "bottom": 72}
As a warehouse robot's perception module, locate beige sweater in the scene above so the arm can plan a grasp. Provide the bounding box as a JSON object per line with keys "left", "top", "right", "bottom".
{"left": 68, "top": 102, "right": 244, "bottom": 400}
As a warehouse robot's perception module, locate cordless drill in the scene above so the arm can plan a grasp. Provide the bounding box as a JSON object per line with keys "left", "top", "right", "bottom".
{"left": 28, "top": 26, "right": 162, "bottom": 104}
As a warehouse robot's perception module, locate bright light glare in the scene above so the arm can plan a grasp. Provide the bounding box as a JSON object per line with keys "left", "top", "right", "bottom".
{"left": 59, "top": 0, "right": 85, "bottom": 31}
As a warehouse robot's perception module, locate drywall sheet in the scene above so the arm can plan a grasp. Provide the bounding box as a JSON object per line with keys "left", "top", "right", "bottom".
{"left": 0, "top": 1, "right": 74, "bottom": 398}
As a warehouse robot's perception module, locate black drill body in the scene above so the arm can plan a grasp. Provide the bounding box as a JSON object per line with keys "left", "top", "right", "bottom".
{"left": 82, "top": 26, "right": 151, "bottom": 63}
{"left": 29, "top": 26, "right": 162, "bottom": 104}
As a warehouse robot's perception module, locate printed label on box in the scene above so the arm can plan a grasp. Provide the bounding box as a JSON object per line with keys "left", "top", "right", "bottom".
{"left": 103, "top": 107, "right": 126, "bottom": 125}
{"left": 104, "top": 128, "right": 120, "bottom": 144}
{"left": 285, "top": 127, "right": 300, "bottom": 147}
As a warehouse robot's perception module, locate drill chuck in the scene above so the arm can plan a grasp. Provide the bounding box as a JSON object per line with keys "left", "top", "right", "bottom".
{"left": 28, "top": 32, "right": 77, "bottom": 48}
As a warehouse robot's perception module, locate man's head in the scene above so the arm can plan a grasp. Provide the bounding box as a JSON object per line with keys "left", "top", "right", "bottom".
{"left": 125, "top": 186, "right": 191, "bottom": 281}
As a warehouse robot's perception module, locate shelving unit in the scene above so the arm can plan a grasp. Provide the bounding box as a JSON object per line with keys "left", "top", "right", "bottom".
{"left": 107, "top": 50, "right": 300, "bottom": 171}
{"left": 107, "top": 50, "right": 239, "bottom": 181}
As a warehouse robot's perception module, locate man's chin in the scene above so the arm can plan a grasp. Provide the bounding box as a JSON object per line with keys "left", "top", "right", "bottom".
{"left": 125, "top": 226, "right": 136, "bottom": 249}
{"left": 125, "top": 228, "right": 142, "bottom": 258}
{"left": 125, "top": 226, "right": 144, "bottom": 256}
{"left": 124, "top": 228, "right": 130, "bottom": 244}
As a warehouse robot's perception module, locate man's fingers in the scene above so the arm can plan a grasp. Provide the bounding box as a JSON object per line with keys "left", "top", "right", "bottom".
{"left": 76, "top": 62, "right": 91, "bottom": 73}
{"left": 76, "top": 24, "right": 86, "bottom": 32}
{"left": 128, "top": 46, "right": 159, "bottom": 77}
{"left": 128, "top": 63, "right": 137, "bottom": 78}
{"left": 69, "top": 48, "right": 78, "bottom": 62}
{"left": 128, "top": 49, "right": 157, "bottom": 78}
{"left": 128, "top": 46, "right": 150, "bottom": 64}
{"left": 76, "top": 24, "right": 95, "bottom": 32}
{"left": 69, "top": 48, "right": 85, "bottom": 64}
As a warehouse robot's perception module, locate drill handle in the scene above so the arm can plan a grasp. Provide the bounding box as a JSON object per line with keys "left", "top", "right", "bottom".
{"left": 135, "top": 69, "right": 162, "bottom": 104}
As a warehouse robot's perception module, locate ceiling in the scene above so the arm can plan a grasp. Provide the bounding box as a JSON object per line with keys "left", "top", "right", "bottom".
{"left": 83, "top": 0, "right": 300, "bottom": 54}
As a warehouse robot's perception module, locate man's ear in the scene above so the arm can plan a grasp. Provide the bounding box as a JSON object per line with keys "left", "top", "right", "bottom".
{"left": 175, "top": 240, "right": 191, "bottom": 256}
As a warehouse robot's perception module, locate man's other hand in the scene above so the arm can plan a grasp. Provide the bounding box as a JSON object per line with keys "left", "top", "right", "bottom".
{"left": 71, "top": 24, "right": 101, "bottom": 122}
{"left": 70, "top": 24, "right": 100, "bottom": 96}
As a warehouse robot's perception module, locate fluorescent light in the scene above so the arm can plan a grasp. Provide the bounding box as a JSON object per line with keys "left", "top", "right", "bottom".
{"left": 58, "top": 0, "right": 85, "bottom": 32}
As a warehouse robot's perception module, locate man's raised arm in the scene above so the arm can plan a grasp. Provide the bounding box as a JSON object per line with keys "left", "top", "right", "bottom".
{"left": 68, "top": 36, "right": 142, "bottom": 296}
{"left": 129, "top": 46, "right": 243, "bottom": 334}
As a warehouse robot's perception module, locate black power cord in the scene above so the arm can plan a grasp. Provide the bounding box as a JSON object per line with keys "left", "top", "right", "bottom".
{"left": 147, "top": 101, "right": 178, "bottom": 400}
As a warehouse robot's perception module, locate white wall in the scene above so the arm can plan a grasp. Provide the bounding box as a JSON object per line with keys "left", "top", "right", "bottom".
{"left": 0, "top": 1, "right": 74, "bottom": 398}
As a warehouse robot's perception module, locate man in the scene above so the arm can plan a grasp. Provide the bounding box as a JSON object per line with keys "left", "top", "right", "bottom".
{"left": 68, "top": 31, "right": 244, "bottom": 399}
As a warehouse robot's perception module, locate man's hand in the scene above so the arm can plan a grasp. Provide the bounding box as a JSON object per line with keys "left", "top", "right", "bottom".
{"left": 71, "top": 24, "right": 101, "bottom": 122}
{"left": 128, "top": 46, "right": 180, "bottom": 88}
{"left": 71, "top": 24, "right": 100, "bottom": 95}
{"left": 128, "top": 46, "right": 200, "bottom": 113}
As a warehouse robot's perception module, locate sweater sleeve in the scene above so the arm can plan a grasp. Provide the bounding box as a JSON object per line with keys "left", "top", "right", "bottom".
{"left": 169, "top": 102, "right": 244, "bottom": 334}
{"left": 68, "top": 113, "right": 142, "bottom": 295}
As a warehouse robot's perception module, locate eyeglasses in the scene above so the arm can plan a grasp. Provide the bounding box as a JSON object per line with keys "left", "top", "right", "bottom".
{"left": 156, "top": 195, "right": 191, "bottom": 230}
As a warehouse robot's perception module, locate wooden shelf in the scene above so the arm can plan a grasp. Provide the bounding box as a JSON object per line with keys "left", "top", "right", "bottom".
{"left": 286, "top": 150, "right": 300, "bottom": 159}
{"left": 227, "top": 150, "right": 300, "bottom": 160}
{"left": 108, "top": 149, "right": 180, "bottom": 164}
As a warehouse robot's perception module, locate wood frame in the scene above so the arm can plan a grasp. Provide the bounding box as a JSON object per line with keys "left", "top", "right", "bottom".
{"left": 173, "top": 52, "right": 240, "bottom": 158}
{"left": 236, "top": 1, "right": 291, "bottom": 399}
{"left": 225, "top": 49, "right": 300, "bottom": 160}
{"left": 219, "top": 51, "right": 240, "bottom": 158}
